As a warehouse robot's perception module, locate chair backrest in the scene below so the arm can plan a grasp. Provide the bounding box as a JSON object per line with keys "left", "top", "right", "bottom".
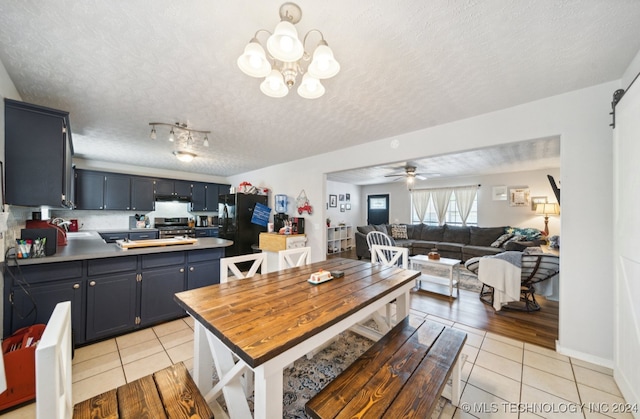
{"left": 370, "top": 244, "right": 409, "bottom": 269}
{"left": 220, "top": 253, "right": 268, "bottom": 283}
{"left": 36, "top": 301, "right": 72, "bottom": 419}
{"left": 521, "top": 254, "right": 559, "bottom": 285}
{"left": 278, "top": 247, "right": 311, "bottom": 270}
{"left": 366, "top": 231, "right": 394, "bottom": 250}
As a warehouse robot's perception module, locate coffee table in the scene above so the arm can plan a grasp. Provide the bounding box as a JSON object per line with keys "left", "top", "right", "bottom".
{"left": 409, "top": 255, "right": 461, "bottom": 297}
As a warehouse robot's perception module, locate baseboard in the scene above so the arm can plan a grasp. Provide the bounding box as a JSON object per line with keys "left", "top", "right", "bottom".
{"left": 555, "top": 340, "right": 614, "bottom": 369}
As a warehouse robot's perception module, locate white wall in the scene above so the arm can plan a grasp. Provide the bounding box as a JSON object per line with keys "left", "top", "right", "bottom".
{"left": 326, "top": 181, "right": 361, "bottom": 228}
{"left": 359, "top": 168, "right": 561, "bottom": 236}
{"left": 229, "top": 81, "right": 617, "bottom": 367}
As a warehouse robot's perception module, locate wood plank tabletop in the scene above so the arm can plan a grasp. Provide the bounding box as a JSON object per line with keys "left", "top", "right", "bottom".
{"left": 174, "top": 258, "right": 420, "bottom": 368}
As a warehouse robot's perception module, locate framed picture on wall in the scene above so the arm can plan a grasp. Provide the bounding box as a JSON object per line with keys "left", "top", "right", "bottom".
{"left": 329, "top": 194, "right": 337, "bottom": 207}
{"left": 346, "top": 193, "right": 350, "bottom": 201}
{"left": 531, "top": 196, "right": 547, "bottom": 211}
{"left": 346, "top": 203, "right": 351, "bottom": 210}
{"left": 492, "top": 185, "right": 507, "bottom": 201}
{"left": 340, "top": 204, "right": 345, "bottom": 212}
{"left": 509, "top": 187, "right": 530, "bottom": 207}
{"left": 339, "top": 194, "right": 345, "bottom": 201}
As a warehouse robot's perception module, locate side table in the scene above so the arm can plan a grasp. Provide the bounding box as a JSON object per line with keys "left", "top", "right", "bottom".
{"left": 409, "top": 255, "right": 462, "bottom": 297}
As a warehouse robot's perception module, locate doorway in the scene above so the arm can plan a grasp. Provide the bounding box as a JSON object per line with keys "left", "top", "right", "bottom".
{"left": 367, "top": 194, "right": 389, "bottom": 225}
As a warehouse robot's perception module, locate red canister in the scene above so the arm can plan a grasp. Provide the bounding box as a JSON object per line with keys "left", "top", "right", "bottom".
{"left": 69, "top": 219, "right": 79, "bottom": 232}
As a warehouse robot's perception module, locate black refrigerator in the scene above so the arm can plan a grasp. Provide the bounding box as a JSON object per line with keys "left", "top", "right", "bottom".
{"left": 218, "top": 193, "right": 269, "bottom": 257}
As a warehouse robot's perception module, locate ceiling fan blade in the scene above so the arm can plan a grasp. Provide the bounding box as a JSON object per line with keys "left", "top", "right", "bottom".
{"left": 384, "top": 174, "right": 406, "bottom": 178}
{"left": 415, "top": 175, "right": 427, "bottom": 180}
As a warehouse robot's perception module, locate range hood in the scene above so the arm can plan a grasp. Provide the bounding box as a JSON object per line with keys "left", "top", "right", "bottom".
{"left": 155, "top": 194, "right": 192, "bottom": 202}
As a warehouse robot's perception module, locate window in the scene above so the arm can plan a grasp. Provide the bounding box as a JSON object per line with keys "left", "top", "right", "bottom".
{"left": 411, "top": 193, "right": 478, "bottom": 226}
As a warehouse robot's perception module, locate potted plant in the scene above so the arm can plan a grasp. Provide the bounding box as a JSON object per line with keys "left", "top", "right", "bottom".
{"left": 326, "top": 218, "right": 331, "bottom": 227}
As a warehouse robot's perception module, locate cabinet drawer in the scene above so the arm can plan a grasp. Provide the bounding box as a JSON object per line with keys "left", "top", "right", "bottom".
{"left": 88, "top": 256, "right": 137, "bottom": 276}
{"left": 7, "top": 261, "right": 83, "bottom": 285}
{"left": 187, "top": 248, "right": 224, "bottom": 263}
{"left": 129, "top": 231, "right": 158, "bottom": 240}
{"left": 99, "top": 232, "right": 129, "bottom": 243}
{"left": 142, "top": 252, "right": 185, "bottom": 269}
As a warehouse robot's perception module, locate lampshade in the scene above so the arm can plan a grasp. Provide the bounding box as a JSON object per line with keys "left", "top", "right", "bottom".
{"left": 260, "top": 69, "right": 289, "bottom": 97}
{"left": 237, "top": 40, "right": 271, "bottom": 77}
{"left": 536, "top": 203, "right": 560, "bottom": 216}
{"left": 307, "top": 43, "right": 340, "bottom": 79}
{"left": 267, "top": 21, "right": 304, "bottom": 62}
{"left": 297, "top": 73, "right": 325, "bottom": 99}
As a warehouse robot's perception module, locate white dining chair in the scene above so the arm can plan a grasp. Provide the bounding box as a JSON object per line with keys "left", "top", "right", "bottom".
{"left": 366, "top": 230, "right": 394, "bottom": 253}
{"left": 35, "top": 301, "right": 72, "bottom": 419}
{"left": 370, "top": 244, "right": 408, "bottom": 268}
{"left": 220, "top": 253, "right": 268, "bottom": 283}
{"left": 278, "top": 247, "right": 311, "bottom": 270}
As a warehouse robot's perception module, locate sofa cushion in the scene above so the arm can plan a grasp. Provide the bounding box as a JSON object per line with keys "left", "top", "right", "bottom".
{"left": 390, "top": 224, "right": 408, "bottom": 239}
{"left": 411, "top": 240, "right": 439, "bottom": 250}
{"left": 443, "top": 225, "right": 470, "bottom": 244}
{"left": 420, "top": 225, "right": 445, "bottom": 241}
{"left": 405, "top": 223, "right": 423, "bottom": 240}
{"left": 373, "top": 224, "right": 389, "bottom": 234}
{"left": 357, "top": 225, "right": 376, "bottom": 235}
{"left": 491, "top": 233, "right": 513, "bottom": 248}
{"left": 462, "top": 245, "right": 504, "bottom": 260}
{"left": 433, "top": 242, "right": 464, "bottom": 252}
{"left": 469, "top": 226, "right": 506, "bottom": 246}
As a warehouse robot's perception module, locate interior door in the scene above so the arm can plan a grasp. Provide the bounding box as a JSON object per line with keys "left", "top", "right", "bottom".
{"left": 367, "top": 194, "right": 389, "bottom": 225}
{"left": 613, "top": 79, "right": 640, "bottom": 405}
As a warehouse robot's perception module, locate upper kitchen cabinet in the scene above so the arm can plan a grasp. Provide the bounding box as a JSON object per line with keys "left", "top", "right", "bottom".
{"left": 75, "top": 170, "right": 105, "bottom": 209}
{"left": 130, "top": 176, "right": 155, "bottom": 211}
{"left": 4, "top": 99, "right": 74, "bottom": 208}
{"left": 191, "top": 183, "right": 221, "bottom": 211}
{"left": 154, "top": 179, "right": 192, "bottom": 200}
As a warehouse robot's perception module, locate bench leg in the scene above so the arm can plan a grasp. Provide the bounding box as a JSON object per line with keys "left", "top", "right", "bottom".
{"left": 450, "top": 357, "right": 462, "bottom": 407}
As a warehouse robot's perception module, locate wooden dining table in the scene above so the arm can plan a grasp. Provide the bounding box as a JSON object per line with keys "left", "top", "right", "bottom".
{"left": 174, "top": 258, "right": 420, "bottom": 419}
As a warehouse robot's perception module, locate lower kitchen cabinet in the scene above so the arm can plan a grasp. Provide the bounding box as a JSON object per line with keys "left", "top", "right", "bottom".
{"left": 187, "top": 248, "right": 223, "bottom": 289}
{"left": 8, "top": 279, "right": 84, "bottom": 344}
{"left": 140, "top": 267, "right": 186, "bottom": 326}
{"left": 85, "top": 272, "right": 137, "bottom": 341}
{"left": 3, "top": 247, "right": 225, "bottom": 345}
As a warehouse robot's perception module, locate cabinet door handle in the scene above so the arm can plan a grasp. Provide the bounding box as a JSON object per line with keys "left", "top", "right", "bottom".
{"left": 73, "top": 283, "right": 80, "bottom": 289}
{"left": 89, "top": 281, "right": 96, "bottom": 287}
{"left": 179, "top": 268, "right": 185, "bottom": 273}
{"left": 189, "top": 267, "right": 195, "bottom": 272}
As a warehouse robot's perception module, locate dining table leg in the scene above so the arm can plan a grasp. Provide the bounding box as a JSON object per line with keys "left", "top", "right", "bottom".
{"left": 253, "top": 365, "right": 284, "bottom": 419}
{"left": 193, "top": 320, "right": 214, "bottom": 395}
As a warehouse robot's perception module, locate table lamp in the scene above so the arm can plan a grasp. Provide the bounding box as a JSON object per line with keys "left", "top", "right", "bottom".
{"left": 536, "top": 203, "right": 560, "bottom": 236}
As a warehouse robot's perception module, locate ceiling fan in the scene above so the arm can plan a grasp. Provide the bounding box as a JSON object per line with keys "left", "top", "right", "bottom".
{"left": 384, "top": 166, "right": 430, "bottom": 182}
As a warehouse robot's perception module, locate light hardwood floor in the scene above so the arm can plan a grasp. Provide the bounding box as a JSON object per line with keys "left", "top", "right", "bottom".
{"left": 331, "top": 249, "right": 559, "bottom": 350}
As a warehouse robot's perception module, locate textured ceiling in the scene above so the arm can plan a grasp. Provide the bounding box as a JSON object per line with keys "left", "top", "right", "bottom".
{"left": 1, "top": 1, "right": 639, "bottom": 182}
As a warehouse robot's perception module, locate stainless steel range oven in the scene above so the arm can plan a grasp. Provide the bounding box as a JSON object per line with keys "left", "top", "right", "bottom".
{"left": 154, "top": 217, "right": 195, "bottom": 238}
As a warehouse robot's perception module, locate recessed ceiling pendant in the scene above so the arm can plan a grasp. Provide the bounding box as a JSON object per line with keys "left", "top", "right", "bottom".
{"left": 237, "top": 2, "right": 340, "bottom": 99}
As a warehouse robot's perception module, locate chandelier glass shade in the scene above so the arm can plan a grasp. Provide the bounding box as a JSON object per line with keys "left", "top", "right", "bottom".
{"left": 173, "top": 151, "right": 197, "bottom": 163}
{"left": 237, "top": 2, "right": 339, "bottom": 99}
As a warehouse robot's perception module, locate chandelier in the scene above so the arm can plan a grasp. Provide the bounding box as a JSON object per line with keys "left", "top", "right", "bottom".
{"left": 237, "top": 2, "right": 340, "bottom": 99}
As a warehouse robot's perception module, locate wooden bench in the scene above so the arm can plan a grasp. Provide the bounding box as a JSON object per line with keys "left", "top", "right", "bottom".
{"left": 36, "top": 302, "right": 212, "bottom": 419}
{"left": 305, "top": 316, "right": 467, "bottom": 418}
{"left": 72, "top": 362, "right": 213, "bottom": 419}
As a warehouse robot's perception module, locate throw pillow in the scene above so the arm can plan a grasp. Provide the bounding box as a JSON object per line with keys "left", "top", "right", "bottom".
{"left": 490, "top": 233, "right": 513, "bottom": 248}
{"left": 391, "top": 224, "right": 408, "bottom": 240}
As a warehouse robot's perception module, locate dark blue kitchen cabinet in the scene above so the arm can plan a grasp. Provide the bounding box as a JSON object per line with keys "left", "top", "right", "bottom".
{"left": 85, "top": 272, "right": 138, "bottom": 341}
{"left": 195, "top": 227, "right": 219, "bottom": 237}
{"left": 104, "top": 173, "right": 131, "bottom": 210}
{"left": 85, "top": 256, "right": 138, "bottom": 341}
{"left": 155, "top": 179, "right": 192, "bottom": 199}
{"left": 128, "top": 231, "right": 158, "bottom": 240}
{"left": 140, "top": 252, "right": 186, "bottom": 326}
{"left": 186, "top": 249, "right": 223, "bottom": 289}
{"left": 8, "top": 279, "right": 84, "bottom": 344}
{"left": 4, "top": 99, "right": 74, "bottom": 208}
{"left": 3, "top": 261, "right": 84, "bottom": 343}
{"left": 75, "top": 170, "right": 105, "bottom": 210}
{"left": 131, "top": 176, "right": 155, "bottom": 211}
{"left": 192, "top": 182, "right": 223, "bottom": 211}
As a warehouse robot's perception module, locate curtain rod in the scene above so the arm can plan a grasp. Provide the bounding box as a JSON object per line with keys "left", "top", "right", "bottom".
{"left": 410, "top": 184, "right": 481, "bottom": 192}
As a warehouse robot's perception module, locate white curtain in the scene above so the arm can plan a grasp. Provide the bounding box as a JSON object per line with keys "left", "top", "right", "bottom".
{"left": 411, "top": 190, "right": 431, "bottom": 223}
{"left": 431, "top": 189, "right": 452, "bottom": 226}
{"left": 454, "top": 186, "right": 478, "bottom": 226}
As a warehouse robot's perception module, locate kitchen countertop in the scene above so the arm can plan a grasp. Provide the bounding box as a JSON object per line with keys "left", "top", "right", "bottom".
{"left": 8, "top": 230, "right": 232, "bottom": 266}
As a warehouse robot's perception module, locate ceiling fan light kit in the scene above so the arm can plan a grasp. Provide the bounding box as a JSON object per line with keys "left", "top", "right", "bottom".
{"left": 173, "top": 151, "right": 197, "bottom": 163}
{"left": 237, "top": 2, "right": 340, "bottom": 99}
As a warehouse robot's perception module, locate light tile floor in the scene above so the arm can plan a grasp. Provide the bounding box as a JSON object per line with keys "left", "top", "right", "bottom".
{"left": 1, "top": 314, "right": 633, "bottom": 419}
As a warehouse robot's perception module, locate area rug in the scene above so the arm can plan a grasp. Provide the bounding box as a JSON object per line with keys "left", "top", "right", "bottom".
{"left": 214, "top": 329, "right": 455, "bottom": 418}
